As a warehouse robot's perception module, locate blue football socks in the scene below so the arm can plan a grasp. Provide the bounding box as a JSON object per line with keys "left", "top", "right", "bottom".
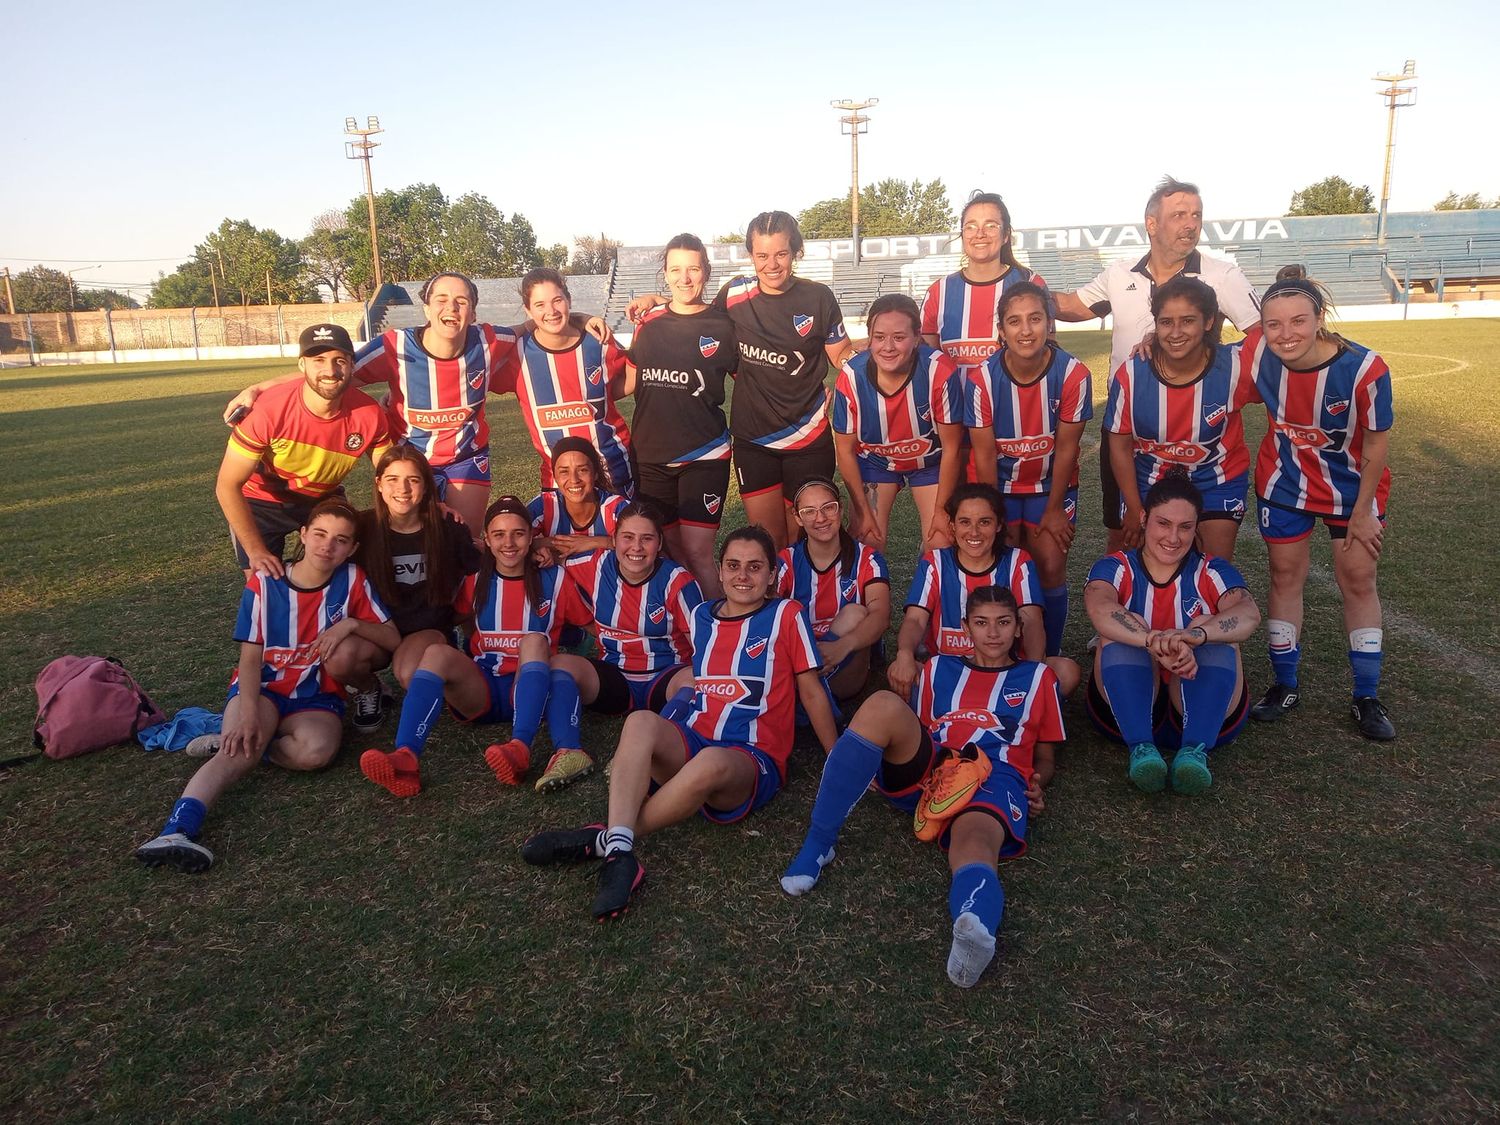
{"left": 546, "top": 669, "right": 583, "bottom": 751}
{"left": 1099, "top": 643, "right": 1157, "bottom": 745}
{"left": 1042, "top": 585, "right": 1069, "bottom": 657}
{"left": 511, "top": 661, "right": 550, "bottom": 747}
{"left": 948, "top": 861, "right": 1004, "bottom": 936}
{"left": 1179, "top": 643, "right": 1238, "bottom": 748}
{"left": 162, "top": 796, "right": 207, "bottom": 841}
{"left": 395, "top": 669, "right": 446, "bottom": 757}
{"left": 1268, "top": 619, "right": 1300, "bottom": 689}
{"left": 1349, "top": 628, "right": 1383, "bottom": 698}
{"left": 781, "top": 729, "right": 884, "bottom": 894}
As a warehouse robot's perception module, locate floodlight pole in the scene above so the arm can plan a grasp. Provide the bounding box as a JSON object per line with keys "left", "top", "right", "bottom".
{"left": 831, "top": 98, "right": 878, "bottom": 264}
{"left": 2, "top": 268, "right": 14, "bottom": 315}
{"left": 345, "top": 115, "right": 385, "bottom": 291}
{"left": 1373, "top": 60, "right": 1417, "bottom": 245}
{"left": 66, "top": 265, "right": 102, "bottom": 312}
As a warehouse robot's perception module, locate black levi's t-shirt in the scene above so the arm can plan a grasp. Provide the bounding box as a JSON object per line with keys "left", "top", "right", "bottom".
{"left": 713, "top": 275, "right": 847, "bottom": 449}
{"left": 626, "top": 304, "right": 738, "bottom": 464}
{"left": 357, "top": 515, "right": 481, "bottom": 636}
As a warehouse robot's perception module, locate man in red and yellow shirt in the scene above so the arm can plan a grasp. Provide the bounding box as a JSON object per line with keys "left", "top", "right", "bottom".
{"left": 215, "top": 323, "right": 391, "bottom": 578}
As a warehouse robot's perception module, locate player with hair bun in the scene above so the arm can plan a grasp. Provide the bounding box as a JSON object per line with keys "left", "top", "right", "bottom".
{"left": 1084, "top": 474, "right": 1260, "bottom": 795}
{"left": 618, "top": 233, "right": 738, "bottom": 596}
{"left": 966, "top": 281, "right": 1093, "bottom": 656}
{"left": 1238, "top": 267, "right": 1397, "bottom": 741}
{"left": 780, "top": 585, "right": 1063, "bottom": 989}
{"left": 522, "top": 523, "right": 838, "bottom": 922}
{"left": 832, "top": 293, "right": 966, "bottom": 552}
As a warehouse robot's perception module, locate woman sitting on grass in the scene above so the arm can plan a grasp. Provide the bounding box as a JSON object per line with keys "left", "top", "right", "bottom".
{"left": 134, "top": 500, "right": 398, "bottom": 873}
{"left": 1084, "top": 473, "right": 1260, "bottom": 795}
{"left": 779, "top": 586, "right": 1063, "bottom": 989}
{"left": 522, "top": 525, "right": 838, "bottom": 922}
{"left": 357, "top": 495, "right": 593, "bottom": 798}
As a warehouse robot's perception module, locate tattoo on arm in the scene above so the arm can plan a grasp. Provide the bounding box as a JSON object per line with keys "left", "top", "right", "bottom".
{"left": 1216, "top": 615, "right": 1239, "bottom": 634}
{"left": 1111, "top": 610, "right": 1144, "bottom": 634}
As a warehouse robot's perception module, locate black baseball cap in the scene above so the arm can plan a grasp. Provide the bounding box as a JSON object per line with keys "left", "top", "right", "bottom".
{"left": 299, "top": 323, "right": 355, "bottom": 356}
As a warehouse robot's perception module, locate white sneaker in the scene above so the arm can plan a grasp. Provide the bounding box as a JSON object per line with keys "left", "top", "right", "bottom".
{"left": 946, "top": 911, "right": 996, "bottom": 988}
{"left": 184, "top": 734, "right": 221, "bottom": 759}
{"left": 134, "top": 832, "right": 214, "bottom": 874}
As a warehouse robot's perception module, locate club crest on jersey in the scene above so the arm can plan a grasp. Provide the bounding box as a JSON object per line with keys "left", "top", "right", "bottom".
{"left": 703, "top": 493, "right": 723, "bottom": 515}
{"left": 468, "top": 369, "right": 485, "bottom": 390}
{"left": 648, "top": 605, "right": 667, "bottom": 625}
{"left": 792, "top": 314, "right": 814, "bottom": 338}
{"left": 1325, "top": 398, "right": 1350, "bottom": 417}
{"left": 1183, "top": 598, "right": 1203, "bottom": 618}
{"left": 586, "top": 364, "right": 604, "bottom": 386}
{"left": 1228, "top": 497, "right": 1245, "bottom": 516}
{"left": 475, "top": 455, "right": 489, "bottom": 474}
{"left": 918, "top": 403, "right": 932, "bottom": 422}
{"left": 327, "top": 606, "right": 345, "bottom": 624}
{"left": 1008, "top": 792, "right": 1024, "bottom": 823}
{"left": 534, "top": 599, "right": 552, "bottom": 618}
{"left": 698, "top": 336, "right": 720, "bottom": 358}
{"left": 744, "top": 637, "right": 769, "bottom": 660}
{"left": 1205, "top": 403, "right": 1227, "bottom": 426}
{"left": 839, "top": 579, "right": 857, "bottom": 600}
{"left": 1004, "top": 690, "right": 1027, "bottom": 708}
{"left": 1064, "top": 496, "right": 1077, "bottom": 518}
{"left": 345, "top": 434, "right": 364, "bottom": 451}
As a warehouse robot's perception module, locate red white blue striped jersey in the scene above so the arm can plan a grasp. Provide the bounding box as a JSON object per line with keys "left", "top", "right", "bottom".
{"left": 354, "top": 324, "right": 517, "bottom": 468}
{"left": 906, "top": 546, "right": 1043, "bottom": 657}
{"left": 527, "top": 489, "right": 627, "bottom": 543}
{"left": 915, "top": 656, "right": 1065, "bottom": 781}
{"left": 717, "top": 276, "right": 846, "bottom": 450}
{"left": 921, "top": 268, "right": 1051, "bottom": 372}
{"left": 681, "top": 597, "right": 821, "bottom": 777}
{"left": 565, "top": 551, "right": 702, "bottom": 677}
{"left": 627, "top": 304, "right": 737, "bottom": 465}
{"left": 1235, "top": 336, "right": 1394, "bottom": 517}
{"left": 231, "top": 563, "right": 390, "bottom": 699}
{"left": 775, "top": 537, "right": 890, "bottom": 638}
{"left": 454, "top": 565, "right": 584, "bottom": 678}
{"left": 1087, "top": 548, "right": 1247, "bottom": 632}
{"left": 1104, "top": 344, "right": 1250, "bottom": 493}
{"left": 967, "top": 344, "right": 1094, "bottom": 494}
{"left": 505, "top": 334, "right": 632, "bottom": 492}
{"left": 832, "top": 344, "right": 963, "bottom": 475}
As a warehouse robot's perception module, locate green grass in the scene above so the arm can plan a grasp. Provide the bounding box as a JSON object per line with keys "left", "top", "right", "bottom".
{"left": 3, "top": 324, "right": 1499, "bottom": 1122}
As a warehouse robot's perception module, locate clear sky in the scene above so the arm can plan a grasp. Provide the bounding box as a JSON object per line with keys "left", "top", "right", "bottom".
{"left": 5, "top": 0, "right": 1497, "bottom": 299}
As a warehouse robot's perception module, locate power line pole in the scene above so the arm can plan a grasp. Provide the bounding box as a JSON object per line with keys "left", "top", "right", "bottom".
{"left": 345, "top": 115, "right": 385, "bottom": 291}
{"left": 2, "top": 268, "right": 13, "bottom": 315}
{"left": 830, "top": 98, "right": 878, "bottom": 265}
{"left": 1373, "top": 60, "right": 1418, "bottom": 245}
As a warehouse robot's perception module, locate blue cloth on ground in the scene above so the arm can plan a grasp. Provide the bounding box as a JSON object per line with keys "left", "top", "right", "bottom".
{"left": 137, "top": 708, "right": 223, "bottom": 752}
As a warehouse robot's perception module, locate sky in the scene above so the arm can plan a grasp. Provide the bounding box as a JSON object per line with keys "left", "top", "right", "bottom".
{"left": 5, "top": 0, "right": 1497, "bottom": 301}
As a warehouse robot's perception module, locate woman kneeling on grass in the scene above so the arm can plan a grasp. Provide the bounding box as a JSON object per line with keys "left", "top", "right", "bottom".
{"left": 522, "top": 525, "right": 838, "bottom": 922}
{"left": 358, "top": 495, "right": 596, "bottom": 798}
{"left": 1084, "top": 473, "right": 1260, "bottom": 795}
{"left": 135, "top": 500, "right": 399, "bottom": 873}
{"left": 780, "top": 586, "right": 1063, "bottom": 989}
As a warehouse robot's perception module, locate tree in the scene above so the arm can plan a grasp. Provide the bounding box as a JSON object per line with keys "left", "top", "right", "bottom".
{"left": 301, "top": 210, "right": 354, "bottom": 301}
{"left": 714, "top": 231, "right": 744, "bottom": 245}
{"left": 498, "top": 212, "right": 542, "bottom": 276}
{"left": 148, "top": 219, "right": 315, "bottom": 308}
{"left": 441, "top": 195, "right": 544, "bottom": 277}
{"left": 797, "top": 177, "right": 955, "bottom": 238}
{"left": 1433, "top": 191, "right": 1497, "bottom": 210}
{"left": 539, "top": 243, "right": 570, "bottom": 271}
{"left": 77, "top": 288, "right": 140, "bottom": 311}
{"left": 569, "top": 233, "right": 621, "bottom": 275}
{"left": 9, "top": 266, "right": 80, "bottom": 312}
{"left": 339, "top": 182, "right": 449, "bottom": 297}
{"left": 1286, "top": 176, "right": 1375, "bottom": 216}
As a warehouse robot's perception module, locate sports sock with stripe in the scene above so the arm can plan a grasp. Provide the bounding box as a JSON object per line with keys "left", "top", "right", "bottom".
{"left": 546, "top": 669, "right": 583, "bottom": 752}
{"left": 1267, "top": 619, "right": 1300, "bottom": 689}
{"left": 395, "top": 670, "right": 446, "bottom": 757}
{"left": 782, "top": 729, "right": 884, "bottom": 891}
{"left": 1099, "top": 643, "right": 1157, "bottom": 745}
{"left": 510, "top": 661, "right": 550, "bottom": 747}
{"left": 1179, "top": 643, "right": 1238, "bottom": 748}
{"left": 658, "top": 686, "right": 694, "bottom": 724}
{"left": 1041, "top": 585, "right": 1069, "bottom": 657}
{"left": 948, "top": 861, "right": 1004, "bottom": 936}
{"left": 1348, "top": 628, "right": 1383, "bottom": 698}
{"left": 602, "top": 826, "right": 634, "bottom": 857}
{"left": 162, "top": 796, "right": 207, "bottom": 841}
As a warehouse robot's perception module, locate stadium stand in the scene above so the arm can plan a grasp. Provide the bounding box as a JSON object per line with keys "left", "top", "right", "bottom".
{"left": 601, "top": 209, "right": 1500, "bottom": 328}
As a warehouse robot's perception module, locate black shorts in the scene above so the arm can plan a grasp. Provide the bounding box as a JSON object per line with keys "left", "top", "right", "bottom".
{"left": 1100, "top": 441, "right": 1123, "bottom": 530}
{"left": 230, "top": 497, "right": 319, "bottom": 569}
{"left": 733, "top": 435, "right": 835, "bottom": 503}
{"left": 588, "top": 660, "right": 683, "bottom": 715}
{"left": 636, "top": 459, "right": 732, "bottom": 529}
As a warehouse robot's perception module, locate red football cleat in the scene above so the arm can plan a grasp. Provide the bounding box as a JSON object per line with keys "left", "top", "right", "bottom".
{"left": 360, "top": 746, "right": 422, "bottom": 798}
{"left": 484, "top": 738, "right": 531, "bottom": 786}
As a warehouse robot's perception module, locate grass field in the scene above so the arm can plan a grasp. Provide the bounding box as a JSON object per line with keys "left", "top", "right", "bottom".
{"left": 3, "top": 322, "right": 1499, "bottom": 1122}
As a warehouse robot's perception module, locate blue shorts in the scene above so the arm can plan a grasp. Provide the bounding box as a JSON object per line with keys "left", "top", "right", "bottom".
{"left": 1084, "top": 672, "right": 1250, "bottom": 751}
{"left": 431, "top": 447, "right": 492, "bottom": 498}
{"left": 1257, "top": 497, "right": 1384, "bottom": 543}
{"left": 860, "top": 460, "right": 941, "bottom": 488}
{"left": 1125, "top": 473, "right": 1247, "bottom": 524}
{"left": 588, "top": 661, "right": 684, "bottom": 715}
{"left": 673, "top": 723, "right": 782, "bottom": 824}
{"left": 226, "top": 683, "right": 345, "bottom": 719}
{"left": 452, "top": 669, "right": 515, "bottom": 724}
{"left": 1004, "top": 487, "right": 1078, "bottom": 529}
{"left": 877, "top": 731, "right": 1028, "bottom": 859}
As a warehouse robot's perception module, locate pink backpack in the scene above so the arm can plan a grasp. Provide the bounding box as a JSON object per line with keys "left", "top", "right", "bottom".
{"left": 33, "top": 656, "right": 166, "bottom": 760}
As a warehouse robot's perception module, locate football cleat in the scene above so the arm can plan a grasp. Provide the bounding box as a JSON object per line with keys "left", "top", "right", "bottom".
{"left": 484, "top": 739, "right": 531, "bottom": 786}
{"left": 534, "top": 749, "right": 595, "bottom": 794}
{"left": 134, "top": 832, "right": 214, "bottom": 874}
{"left": 914, "top": 743, "right": 992, "bottom": 842}
{"left": 1170, "top": 744, "right": 1212, "bottom": 796}
{"left": 521, "top": 824, "right": 605, "bottom": 866}
{"left": 360, "top": 747, "right": 421, "bottom": 798}
{"left": 592, "top": 852, "right": 644, "bottom": 921}
{"left": 1352, "top": 696, "right": 1396, "bottom": 741}
{"left": 1127, "top": 742, "right": 1168, "bottom": 793}
{"left": 1250, "top": 682, "right": 1300, "bottom": 722}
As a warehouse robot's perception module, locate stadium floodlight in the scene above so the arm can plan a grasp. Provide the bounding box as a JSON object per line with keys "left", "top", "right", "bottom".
{"left": 830, "top": 99, "right": 878, "bottom": 264}
{"left": 1372, "top": 61, "right": 1417, "bottom": 245}
{"left": 345, "top": 115, "right": 386, "bottom": 289}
